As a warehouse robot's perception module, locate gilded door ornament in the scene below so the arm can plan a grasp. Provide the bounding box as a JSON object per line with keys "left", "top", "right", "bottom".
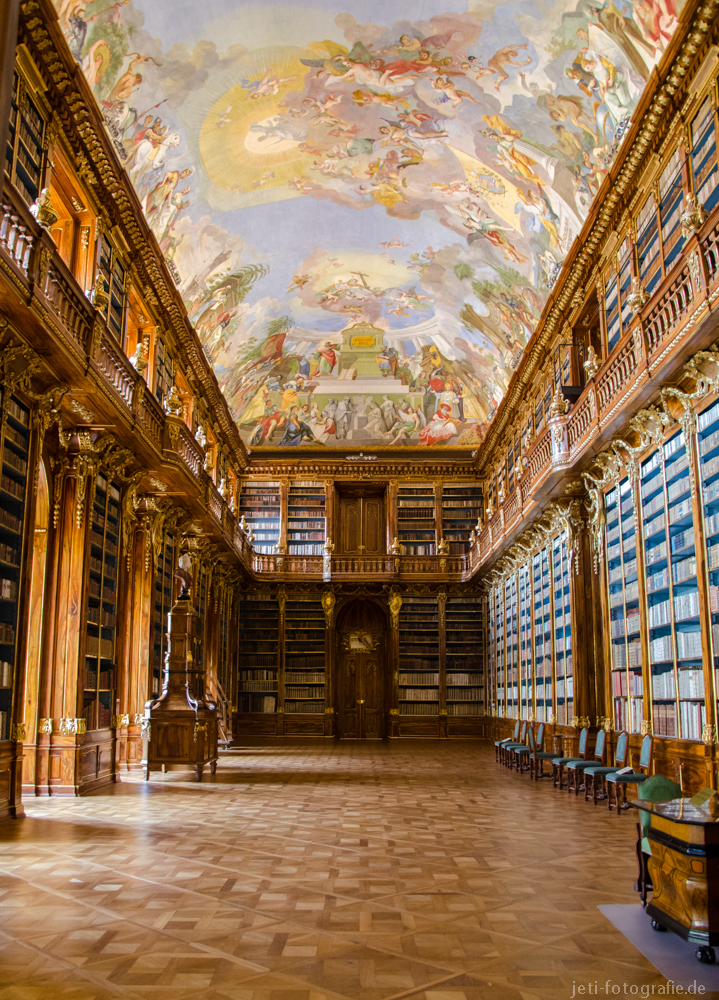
{"left": 321, "top": 587, "right": 335, "bottom": 628}
{"left": 342, "top": 631, "right": 379, "bottom": 651}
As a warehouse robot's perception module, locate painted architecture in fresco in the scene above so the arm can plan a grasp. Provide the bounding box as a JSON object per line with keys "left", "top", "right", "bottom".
{"left": 56, "top": 0, "right": 682, "bottom": 448}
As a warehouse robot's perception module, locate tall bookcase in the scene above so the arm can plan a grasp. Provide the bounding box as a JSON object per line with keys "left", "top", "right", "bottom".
{"left": 445, "top": 597, "right": 484, "bottom": 715}
{"left": 284, "top": 598, "right": 325, "bottom": 714}
{"left": 398, "top": 596, "right": 439, "bottom": 715}
{"left": 607, "top": 476, "right": 642, "bottom": 733}
{"left": 700, "top": 399, "right": 719, "bottom": 734}
{"left": 85, "top": 474, "right": 119, "bottom": 731}
{"left": 552, "top": 533, "right": 573, "bottom": 725}
{"left": 532, "top": 547, "right": 553, "bottom": 722}
{"left": 151, "top": 528, "right": 177, "bottom": 700}
{"left": 0, "top": 393, "right": 29, "bottom": 743}
{"left": 494, "top": 588, "right": 506, "bottom": 717}
{"left": 505, "top": 575, "right": 519, "bottom": 718}
{"left": 238, "top": 595, "right": 278, "bottom": 713}
{"left": 441, "top": 485, "right": 483, "bottom": 554}
{"left": 487, "top": 593, "right": 497, "bottom": 715}
{"left": 240, "top": 482, "right": 281, "bottom": 553}
{"left": 518, "top": 562, "right": 533, "bottom": 719}
{"left": 287, "top": 483, "right": 326, "bottom": 555}
{"left": 218, "top": 586, "right": 231, "bottom": 697}
{"left": 397, "top": 485, "right": 436, "bottom": 555}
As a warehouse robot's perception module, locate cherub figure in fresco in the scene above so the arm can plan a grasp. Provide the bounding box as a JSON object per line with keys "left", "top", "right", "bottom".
{"left": 429, "top": 76, "right": 482, "bottom": 108}
{"left": 352, "top": 90, "right": 409, "bottom": 111}
{"left": 241, "top": 67, "right": 297, "bottom": 98}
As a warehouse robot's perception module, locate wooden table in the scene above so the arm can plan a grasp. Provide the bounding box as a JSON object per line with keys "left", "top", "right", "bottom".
{"left": 632, "top": 799, "right": 719, "bottom": 964}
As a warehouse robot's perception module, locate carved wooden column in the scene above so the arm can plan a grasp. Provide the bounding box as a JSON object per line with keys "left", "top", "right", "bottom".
{"left": 322, "top": 588, "right": 335, "bottom": 737}
{"left": 324, "top": 479, "right": 334, "bottom": 552}
{"left": 41, "top": 433, "right": 95, "bottom": 794}
{"left": 387, "top": 480, "right": 398, "bottom": 552}
{"left": 118, "top": 496, "right": 155, "bottom": 771}
{"left": 388, "top": 587, "right": 401, "bottom": 738}
{"left": 438, "top": 589, "right": 447, "bottom": 739}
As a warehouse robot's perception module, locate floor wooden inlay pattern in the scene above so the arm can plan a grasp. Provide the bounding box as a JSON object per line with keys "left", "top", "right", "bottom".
{"left": 0, "top": 741, "right": 682, "bottom": 999}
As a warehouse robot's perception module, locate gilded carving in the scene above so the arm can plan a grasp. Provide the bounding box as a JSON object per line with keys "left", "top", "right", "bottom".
{"left": 38, "top": 718, "right": 53, "bottom": 734}
{"left": 388, "top": 587, "right": 402, "bottom": 629}
{"left": 321, "top": 588, "right": 335, "bottom": 628}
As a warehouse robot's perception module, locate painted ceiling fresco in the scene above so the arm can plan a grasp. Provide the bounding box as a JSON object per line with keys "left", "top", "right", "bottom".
{"left": 56, "top": 0, "right": 682, "bottom": 449}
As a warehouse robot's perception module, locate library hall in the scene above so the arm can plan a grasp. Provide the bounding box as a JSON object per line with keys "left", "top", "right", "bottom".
{"left": 6, "top": 0, "right": 719, "bottom": 997}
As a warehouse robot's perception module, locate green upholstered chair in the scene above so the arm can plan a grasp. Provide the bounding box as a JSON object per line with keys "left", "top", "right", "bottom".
{"left": 551, "top": 726, "right": 589, "bottom": 788}
{"left": 606, "top": 734, "right": 654, "bottom": 814}
{"left": 501, "top": 720, "right": 528, "bottom": 766}
{"left": 566, "top": 728, "right": 606, "bottom": 796}
{"left": 495, "top": 720, "right": 520, "bottom": 762}
{"left": 529, "top": 723, "right": 556, "bottom": 780}
{"left": 634, "top": 774, "right": 682, "bottom": 907}
{"left": 512, "top": 723, "right": 535, "bottom": 773}
{"left": 584, "top": 731, "right": 628, "bottom": 804}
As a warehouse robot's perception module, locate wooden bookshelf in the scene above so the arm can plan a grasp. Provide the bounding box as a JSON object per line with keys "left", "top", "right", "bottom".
{"left": 287, "top": 483, "right": 326, "bottom": 555}
{"left": 552, "top": 531, "right": 574, "bottom": 726}
{"left": 441, "top": 485, "right": 483, "bottom": 555}
{"left": 238, "top": 595, "right": 279, "bottom": 717}
{"left": 84, "top": 474, "right": 120, "bottom": 731}
{"left": 532, "top": 546, "right": 553, "bottom": 723}
{"left": 240, "top": 482, "right": 281, "bottom": 553}
{"left": 398, "top": 596, "right": 439, "bottom": 715}
{"left": 397, "top": 485, "right": 436, "bottom": 555}
{"left": 445, "top": 597, "right": 484, "bottom": 716}
{"left": 283, "top": 598, "right": 325, "bottom": 714}
{"left": 0, "top": 393, "right": 29, "bottom": 743}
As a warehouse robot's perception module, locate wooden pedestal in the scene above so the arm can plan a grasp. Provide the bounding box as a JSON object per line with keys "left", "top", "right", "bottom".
{"left": 142, "top": 593, "right": 218, "bottom": 781}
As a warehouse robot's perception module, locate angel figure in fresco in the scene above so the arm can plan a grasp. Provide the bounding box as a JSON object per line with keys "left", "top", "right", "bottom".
{"left": 108, "top": 53, "right": 159, "bottom": 105}
{"left": 633, "top": 0, "right": 679, "bottom": 56}
{"left": 242, "top": 67, "right": 297, "bottom": 98}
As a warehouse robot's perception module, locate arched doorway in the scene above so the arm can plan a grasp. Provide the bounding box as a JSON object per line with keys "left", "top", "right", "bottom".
{"left": 336, "top": 599, "right": 387, "bottom": 739}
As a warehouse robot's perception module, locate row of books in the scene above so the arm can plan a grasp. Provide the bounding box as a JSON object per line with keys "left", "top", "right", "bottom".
{"left": 286, "top": 686, "right": 325, "bottom": 698}
{"left": 0, "top": 661, "right": 12, "bottom": 686}
{"left": 0, "top": 578, "right": 17, "bottom": 601}
{"left": 286, "top": 672, "right": 324, "bottom": 683}
{"left": 650, "top": 630, "right": 703, "bottom": 661}
{"left": 82, "top": 700, "right": 112, "bottom": 728}
{"left": 399, "top": 704, "right": 438, "bottom": 715}
{"left": 86, "top": 636, "right": 114, "bottom": 658}
{"left": 611, "top": 613, "right": 641, "bottom": 637}
{"left": 612, "top": 641, "right": 641, "bottom": 668}
{"left": 285, "top": 702, "right": 324, "bottom": 713}
{"left": 240, "top": 681, "right": 277, "bottom": 692}
{"left": 0, "top": 623, "right": 15, "bottom": 645}
{"left": 0, "top": 474, "right": 23, "bottom": 500}
{"left": 556, "top": 677, "right": 574, "bottom": 698}
{"left": 0, "top": 543, "right": 19, "bottom": 566}
{"left": 652, "top": 702, "right": 677, "bottom": 735}
{"left": 243, "top": 655, "right": 277, "bottom": 667}
{"left": 239, "top": 669, "right": 276, "bottom": 680}
{"left": 88, "top": 581, "right": 115, "bottom": 600}
{"left": 0, "top": 711, "right": 8, "bottom": 740}
{"left": 446, "top": 688, "right": 483, "bottom": 700}
{"left": 87, "top": 607, "right": 116, "bottom": 627}
{"left": 287, "top": 545, "right": 323, "bottom": 554}
{"left": 240, "top": 694, "right": 277, "bottom": 713}
{"left": 83, "top": 668, "right": 114, "bottom": 690}
{"left": 400, "top": 688, "right": 439, "bottom": 700}
{"left": 89, "top": 556, "right": 117, "bottom": 579}
{"left": 399, "top": 672, "right": 439, "bottom": 684}
{"left": 613, "top": 696, "right": 644, "bottom": 734}
{"left": 611, "top": 669, "right": 643, "bottom": 697}
{"left": 6, "top": 399, "right": 28, "bottom": 426}
{"left": 3, "top": 451, "right": 26, "bottom": 475}
{"left": 680, "top": 699, "right": 706, "bottom": 740}
{"left": 0, "top": 508, "right": 22, "bottom": 533}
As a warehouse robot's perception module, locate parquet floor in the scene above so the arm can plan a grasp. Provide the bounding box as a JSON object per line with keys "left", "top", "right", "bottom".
{"left": 0, "top": 740, "right": 678, "bottom": 1000}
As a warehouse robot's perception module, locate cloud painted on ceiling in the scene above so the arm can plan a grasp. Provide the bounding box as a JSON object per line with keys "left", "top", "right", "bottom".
{"left": 56, "top": 0, "right": 681, "bottom": 449}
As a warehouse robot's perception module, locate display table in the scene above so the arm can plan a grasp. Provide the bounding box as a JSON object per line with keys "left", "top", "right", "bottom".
{"left": 632, "top": 798, "right": 719, "bottom": 963}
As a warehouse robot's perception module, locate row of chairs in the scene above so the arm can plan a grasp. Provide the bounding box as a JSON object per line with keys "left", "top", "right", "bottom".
{"left": 495, "top": 719, "right": 654, "bottom": 814}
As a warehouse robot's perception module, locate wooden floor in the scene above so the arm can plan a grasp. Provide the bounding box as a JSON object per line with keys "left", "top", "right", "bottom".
{"left": 0, "top": 740, "right": 671, "bottom": 1000}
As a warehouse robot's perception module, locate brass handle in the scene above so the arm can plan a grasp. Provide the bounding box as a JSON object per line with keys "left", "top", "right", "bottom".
{"left": 357, "top": 699, "right": 365, "bottom": 705}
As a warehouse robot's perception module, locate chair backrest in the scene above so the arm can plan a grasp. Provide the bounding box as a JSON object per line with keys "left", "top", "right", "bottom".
{"left": 519, "top": 720, "right": 528, "bottom": 743}
{"left": 536, "top": 723, "right": 545, "bottom": 750}
{"left": 639, "top": 734, "right": 653, "bottom": 771}
{"left": 594, "top": 728, "right": 606, "bottom": 763}
{"left": 637, "top": 774, "right": 682, "bottom": 834}
{"left": 578, "top": 726, "right": 589, "bottom": 756}
{"left": 512, "top": 720, "right": 520, "bottom": 740}
{"left": 615, "top": 731, "right": 628, "bottom": 765}
{"left": 528, "top": 726, "right": 536, "bottom": 751}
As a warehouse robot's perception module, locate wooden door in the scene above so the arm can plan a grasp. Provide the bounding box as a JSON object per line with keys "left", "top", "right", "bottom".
{"left": 338, "top": 496, "right": 385, "bottom": 555}
{"left": 336, "top": 599, "right": 386, "bottom": 739}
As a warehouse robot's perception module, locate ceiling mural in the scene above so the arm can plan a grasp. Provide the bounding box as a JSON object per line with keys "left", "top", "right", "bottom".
{"left": 55, "top": 0, "right": 682, "bottom": 450}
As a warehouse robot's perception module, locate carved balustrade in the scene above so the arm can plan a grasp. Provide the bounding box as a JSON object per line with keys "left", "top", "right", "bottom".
{"left": 137, "top": 389, "right": 164, "bottom": 450}
{"left": 95, "top": 326, "right": 136, "bottom": 409}
{"left": 644, "top": 265, "right": 694, "bottom": 358}
{"left": 0, "top": 188, "right": 33, "bottom": 280}
{"left": 176, "top": 423, "right": 204, "bottom": 479}
{"left": 595, "top": 329, "right": 642, "bottom": 415}
{"left": 567, "top": 386, "right": 596, "bottom": 452}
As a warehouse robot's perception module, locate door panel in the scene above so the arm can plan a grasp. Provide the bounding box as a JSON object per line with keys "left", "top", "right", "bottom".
{"left": 364, "top": 498, "right": 384, "bottom": 555}
{"left": 340, "top": 498, "right": 361, "bottom": 554}
{"left": 362, "top": 655, "right": 383, "bottom": 738}
{"left": 337, "top": 496, "right": 386, "bottom": 555}
{"left": 338, "top": 652, "right": 360, "bottom": 738}
{"left": 337, "top": 649, "right": 385, "bottom": 738}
